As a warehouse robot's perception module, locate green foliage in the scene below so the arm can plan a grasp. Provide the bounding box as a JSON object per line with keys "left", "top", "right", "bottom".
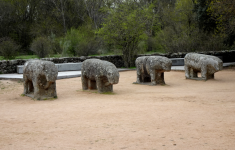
{"left": 60, "top": 28, "right": 82, "bottom": 56}
{"left": 30, "top": 37, "right": 52, "bottom": 58}
{"left": 207, "top": 0, "right": 235, "bottom": 46}
{"left": 157, "top": 0, "right": 228, "bottom": 52}
{"left": 60, "top": 22, "right": 100, "bottom": 56}
{"left": 147, "top": 37, "right": 165, "bottom": 53}
{"left": 98, "top": 1, "right": 155, "bottom": 67}
{"left": 0, "top": 38, "right": 19, "bottom": 59}
{"left": 48, "top": 33, "right": 62, "bottom": 54}
{"left": 158, "top": 26, "right": 227, "bottom": 52}
{"left": 193, "top": 0, "right": 217, "bottom": 33}
{"left": 1, "top": 0, "right": 235, "bottom": 56}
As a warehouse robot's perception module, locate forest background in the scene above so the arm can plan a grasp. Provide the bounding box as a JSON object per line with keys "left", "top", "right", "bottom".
{"left": 0, "top": 0, "right": 234, "bottom": 67}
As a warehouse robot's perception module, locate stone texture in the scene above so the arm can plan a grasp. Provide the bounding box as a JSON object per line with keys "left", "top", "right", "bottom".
{"left": 23, "top": 60, "right": 58, "bottom": 100}
{"left": 135, "top": 56, "right": 172, "bottom": 85}
{"left": 184, "top": 53, "right": 223, "bottom": 80}
{"left": 81, "top": 59, "right": 119, "bottom": 93}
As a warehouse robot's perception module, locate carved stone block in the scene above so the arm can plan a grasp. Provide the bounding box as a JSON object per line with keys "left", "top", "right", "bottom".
{"left": 184, "top": 53, "right": 223, "bottom": 80}
{"left": 23, "top": 60, "right": 58, "bottom": 100}
{"left": 81, "top": 59, "right": 119, "bottom": 93}
{"left": 135, "top": 56, "right": 172, "bottom": 85}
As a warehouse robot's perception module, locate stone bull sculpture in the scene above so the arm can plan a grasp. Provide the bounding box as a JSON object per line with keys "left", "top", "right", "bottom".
{"left": 23, "top": 60, "right": 58, "bottom": 100}
{"left": 184, "top": 53, "right": 223, "bottom": 80}
{"left": 135, "top": 56, "right": 172, "bottom": 85}
{"left": 81, "top": 59, "right": 119, "bottom": 93}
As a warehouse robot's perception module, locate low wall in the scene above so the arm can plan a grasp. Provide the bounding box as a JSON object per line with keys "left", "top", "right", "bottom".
{"left": 0, "top": 50, "right": 234, "bottom": 74}
{"left": 0, "top": 55, "right": 124, "bottom": 74}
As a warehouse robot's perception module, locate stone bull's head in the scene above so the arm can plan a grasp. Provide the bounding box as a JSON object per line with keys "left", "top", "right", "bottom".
{"left": 160, "top": 58, "right": 172, "bottom": 71}
{"left": 215, "top": 58, "right": 223, "bottom": 71}
{"left": 106, "top": 66, "right": 119, "bottom": 85}
{"left": 208, "top": 57, "right": 223, "bottom": 73}
{"left": 42, "top": 62, "right": 58, "bottom": 89}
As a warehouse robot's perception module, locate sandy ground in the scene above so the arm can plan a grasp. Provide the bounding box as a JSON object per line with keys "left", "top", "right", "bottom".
{"left": 0, "top": 69, "right": 235, "bottom": 150}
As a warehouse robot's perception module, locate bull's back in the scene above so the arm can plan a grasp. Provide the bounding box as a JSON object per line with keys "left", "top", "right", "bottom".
{"left": 146, "top": 56, "right": 171, "bottom": 71}
{"left": 23, "top": 60, "right": 40, "bottom": 80}
{"left": 184, "top": 53, "right": 203, "bottom": 68}
{"left": 185, "top": 53, "right": 221, "bottom": 66}
{"left": 23, "top": 60, "right": 39, "bottom": 73}
{"left": 82, "top": 59, "right": 105, "bottom": 79}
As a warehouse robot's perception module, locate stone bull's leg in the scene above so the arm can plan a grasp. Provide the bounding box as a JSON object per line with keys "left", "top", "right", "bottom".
{"left": 32, "top": 79, "right": 40, "bottom": 99}
{"left": 82, "top": 75, "right": 88, "bottom": 90}
{"left": 184, "top": 65, "right": 190, "bottom": 79}
{"left": 156, "top": 72, "right": 165, "bottom": 85}
{"left": 96, "top": 77, "right": 113, "bottom": 93}
{"left": 54, "top": 83, "right": 57, "bottom": 98}
{"left": 141, "top": 74, "right": 145, "bottom": 82}
{"left": 102, "top": 84, "right": 113, "bottom": 93}
{"left": 28, "top": 81, "right": 34, "bottom": 93}
{"left": 207, "top": 73, "right": 214, "bottom": 79}
{"left": 201, "top": 65, "right": 207, "bottom": 80}
{"left": 88, "top": 79, "right": 97, "bottom": 90}
{"left": 46, "top": 82, "right": 57, "bottom": 98}
{"left": 136, "top": 68, "right": 141, "bottom": 83}
{"left": 96, "top": 77, "right": 102, "bottom": 93}
{"left": 150, "top": 70, "right": 156, "bottom": 85}
{"left": 190, "top": 68, "right": 198, "bottom": 78}
{"left": 101, "top": 78, "right": 113, "bottom": 93}
{"left": 23, "top": 79, "right": 29, "bottom": 94}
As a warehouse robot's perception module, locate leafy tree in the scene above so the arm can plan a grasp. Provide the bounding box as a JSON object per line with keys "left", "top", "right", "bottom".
{"left": 98, "top": 1, "right": 155, "bottom": 67}
{"left": 48, "top": 33, "right": 62, "bottom": 54}
{"left": 30, "top": 37, "right": 52, "bottom": 58}
{"left": 8, "top": 0, "right": 40, "bottom": 53}
{"left": 193, "top": 0, "right": 217, "bottom": 33}
{"left": 0, "top": 38, "right": 20, "bottom": 59}
{"left": 208, "top": 0, "right": 235, "bottom": 46}
{"left": 60, "top": 28, "right": 82, "bottom": 56}
{"left": 157, "top": 0, "right": 228, "bottom": 52}
{"left": 0, "top": 0, "right": 14, "bottom": 38}
{"left": 60, "top": 21, "right": 100, "bottom": 56}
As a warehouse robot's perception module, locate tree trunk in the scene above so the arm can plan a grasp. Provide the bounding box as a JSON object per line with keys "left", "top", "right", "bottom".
{"left": 122, "top": 44, "right": 136, "bottom": 68}
{"left": 60, "top": 0, "right": 66, "bottom": 34}
{"left": 122, "top": 48, "right": 130, "bottom": 68}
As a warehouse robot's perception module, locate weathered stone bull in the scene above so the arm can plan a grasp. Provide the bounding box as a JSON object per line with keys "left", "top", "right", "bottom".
{"left": 184, "top": 53, "right": 223, "bottom": 80}
{"left": 135, "top": 56, "right": 172, "bottom": 85}
{"left": 81, "top": 59, "right": 119, "bottom": 93}
{"left": 23, "top": 60, "right": 58, "bottom": 100}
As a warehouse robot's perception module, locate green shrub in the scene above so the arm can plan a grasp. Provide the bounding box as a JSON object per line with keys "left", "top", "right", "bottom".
{"left": 76, "top": 37, "right": 102, "bottom": 56}
{"left": 48, "top": 33, "right": 62, "bottom": 54}
{"left": 30, "top": 37, "right": 52, "bottom": 58}
{"left": 0, "top": 38, "right": 19, "bottom": 59}
{"left": 158, "top": 26, "right": 228, "bottom": 53}
{"left": 60, "top": 28, "right": 82, "bottom": 56}
{"left": 60, "top": 22, "right": 100, "bottom": 57}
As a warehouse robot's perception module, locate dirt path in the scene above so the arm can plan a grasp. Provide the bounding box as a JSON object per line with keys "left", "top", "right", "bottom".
{"left": 0, "top": 69, "right": 235, "bottom": 150}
